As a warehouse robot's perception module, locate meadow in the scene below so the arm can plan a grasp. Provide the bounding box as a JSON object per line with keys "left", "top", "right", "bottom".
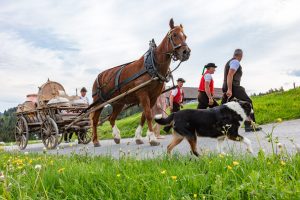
{"left": 0, "top": 149, "right": 299, "bottom": 199}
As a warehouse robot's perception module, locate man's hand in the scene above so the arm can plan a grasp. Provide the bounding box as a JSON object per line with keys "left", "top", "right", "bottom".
{"left": 226, "top": 89, "right": 232, "bottom": 98}
{"left": 169, "top": 106, "right": 173, "bottom": 111}
{"left": 208, "top": 98, "right": 214, "bottom": 106}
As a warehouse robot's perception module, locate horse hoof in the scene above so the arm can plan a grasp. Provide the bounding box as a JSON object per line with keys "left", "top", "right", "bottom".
{"left": 94, "top": 142, "right": 101, "bottom": 147}
{"left": 149, "top": 140, "right": 160, "bottom": 146}
{"left": 135, "top": 139, "right": 144, "bottom": 145}
{"left": 114, "top": 138, "right": 120, "bottom": 144}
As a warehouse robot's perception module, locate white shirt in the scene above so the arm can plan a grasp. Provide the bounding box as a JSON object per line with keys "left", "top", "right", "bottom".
{"left": 204, "top": 73, "right": 212, "bottom": 83}
{"left": 171, "top": 88, "right": 183, "bottom": 96}
{"left": 229, "top": 59, "right": 240, "bottom": 71}
{"left": 80, "top": 96, "right": 89, "bottom": 105}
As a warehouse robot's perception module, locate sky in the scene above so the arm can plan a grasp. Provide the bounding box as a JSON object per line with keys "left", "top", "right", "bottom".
{"left": 0, "top": 0, "right": 300, "bottom": 112}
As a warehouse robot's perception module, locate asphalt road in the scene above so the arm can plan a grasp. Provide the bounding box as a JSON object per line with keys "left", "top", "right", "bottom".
{"left": 4, "top": 119, "right": 300, "bottom": 158}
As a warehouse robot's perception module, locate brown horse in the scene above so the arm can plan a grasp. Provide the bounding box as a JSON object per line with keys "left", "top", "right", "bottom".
{"left": 90, "top": 18, "right": 190, "bottom": 147}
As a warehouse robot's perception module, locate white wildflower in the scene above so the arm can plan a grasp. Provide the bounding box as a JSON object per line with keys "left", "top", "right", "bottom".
{"left": 35, "top": 164, "right": 42, "bottom": 170}
{"left": 0, "top": 172, "right": 5, "bottom": 181}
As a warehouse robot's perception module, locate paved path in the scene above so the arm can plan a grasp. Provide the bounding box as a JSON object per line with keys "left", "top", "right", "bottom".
{"left": 4, "top": 119, "right": 300, "bottom": 158}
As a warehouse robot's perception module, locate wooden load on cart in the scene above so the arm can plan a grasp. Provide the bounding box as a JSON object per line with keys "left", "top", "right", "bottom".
{"left": 15, "top": 79, "right": 91, "bottom": 150}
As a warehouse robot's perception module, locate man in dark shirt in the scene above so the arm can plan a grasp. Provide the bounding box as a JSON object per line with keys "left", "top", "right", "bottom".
{"left": 222, "top": 49, "right": 262, "bottom": 132}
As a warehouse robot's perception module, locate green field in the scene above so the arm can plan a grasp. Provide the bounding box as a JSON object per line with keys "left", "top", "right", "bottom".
{"left": 97, "top": 87, "right": 300, "bottom": 140}
{"left": 0, "top": 150, "right": 299, "bottom": 199}
{"left": 252, "top": 88, "right": 300, "bottom": 124}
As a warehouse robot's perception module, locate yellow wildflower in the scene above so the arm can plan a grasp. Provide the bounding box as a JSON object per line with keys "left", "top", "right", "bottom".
{"left": 193, "top": 193, "right": 197, "bottom": 198}
{"left": 227, "top": 165, "right": 232, "bottom": 170}
{"left": 58, "top": 168, "right": 65, "bottom": 173}
{"left": 276, "top": 118, "right": 282, "bottom": 123}
{"left": 233, "top": 161, "right": 239, "bottom": 166}
{"left": 280, "top": 161, "right": 286, "bottom": 166}
{"left": 117, "top": 174, "right": 121, "bottom": 177}
{"left": 17, "top": 166, "right": 24, "bottom": 170}
{"left": 219, "top": 154, "right": 224, "bottom": 158}
{"left": 171, "top": 176, "right": 177, "bottom": 180}
{"left": 161, "top": 170, "right": 166, "bottom": 174}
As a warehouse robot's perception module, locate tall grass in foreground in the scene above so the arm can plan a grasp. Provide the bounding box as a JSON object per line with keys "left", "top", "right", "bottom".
{"left": 0, "top": 149, "right": 300, "bottom": 199}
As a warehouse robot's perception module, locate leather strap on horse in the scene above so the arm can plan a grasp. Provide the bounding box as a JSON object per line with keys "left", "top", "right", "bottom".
{"left": 66, "top": 77, "right": 159, "bottom": 129}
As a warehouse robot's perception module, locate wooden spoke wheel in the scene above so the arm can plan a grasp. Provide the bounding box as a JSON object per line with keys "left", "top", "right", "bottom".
{"left": 41, "top": 117, "right": 59, "bottom": 149}
{"left": 15, "top": 116, "right": 29, "bottom": 150}
{"left": 78, "top": 130, "right": 92, "bottom": 144}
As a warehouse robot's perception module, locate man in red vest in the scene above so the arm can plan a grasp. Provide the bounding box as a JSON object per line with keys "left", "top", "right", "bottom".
{"left": 197, "top": 63, "right": 219, "bottom": 109}
{"left": 163, "top": 78, "right": 185, "bottom": 133}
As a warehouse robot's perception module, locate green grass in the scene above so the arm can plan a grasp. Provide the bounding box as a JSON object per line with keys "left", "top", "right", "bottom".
{"left": 0, "top": 151, "right": 299, "bottom": 199}
{"left": 252, "top": 88, "right": 300, "bottom": 124}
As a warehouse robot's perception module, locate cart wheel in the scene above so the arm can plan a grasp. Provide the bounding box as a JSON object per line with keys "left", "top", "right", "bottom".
{"left": 41, "top": 117, "right": 59, "bottom": 149}
{"left": 78, "top": 130, "right": 92, "bottom": 144}
{"left": 15, "top": 116, "right": 29, "bottom": 150}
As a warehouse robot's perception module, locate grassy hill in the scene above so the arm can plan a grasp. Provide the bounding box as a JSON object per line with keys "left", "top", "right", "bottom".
{"left": 252, "top": 87, "right": 300, "bottom": 124}
{"left": 97, "top": 87, "right": 300, "bottom": 140}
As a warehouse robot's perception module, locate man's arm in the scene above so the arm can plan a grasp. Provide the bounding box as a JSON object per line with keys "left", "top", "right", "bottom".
{"left": 169, "top": 95, "right": 174, "bottom": 110}
{"left": 226, "top": 69, "right": 236, "bottom": 97}
{"left": 205, "top": 81, "right": 213, "bottom": 105}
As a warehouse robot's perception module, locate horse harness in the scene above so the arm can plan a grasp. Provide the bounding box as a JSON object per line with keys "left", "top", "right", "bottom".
{"left": 92, "top": 40, "right": 171, "bottom": 102}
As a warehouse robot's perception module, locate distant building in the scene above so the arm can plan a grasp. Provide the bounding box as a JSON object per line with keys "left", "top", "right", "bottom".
{"left": 182, "top": 87, "right": 223, "bottom": 102}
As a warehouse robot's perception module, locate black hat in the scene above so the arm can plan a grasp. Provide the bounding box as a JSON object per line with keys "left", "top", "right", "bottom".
{"left": 80, "top": 87, "right": 87, "bottom": 92}
{"left": 205, "top": 63, "right": 217, "bottom": 68}
{"left": 202, "top": 63, "right": 217, "bottom": 74}
{"left": 177, "top": 78, "right": 185, "bottom": 83}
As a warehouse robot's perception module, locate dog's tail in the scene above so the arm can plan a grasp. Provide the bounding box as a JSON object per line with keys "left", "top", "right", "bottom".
{"left": 154, "top": 113, "right": 174, "bottom": 125}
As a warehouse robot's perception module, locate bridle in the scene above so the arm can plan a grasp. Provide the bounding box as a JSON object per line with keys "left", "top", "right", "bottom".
{"left": 167, "top": 28, "right": 187, "bottom": 50}
{"left": 166, "top": 28, "right": 188, "bottom": 61}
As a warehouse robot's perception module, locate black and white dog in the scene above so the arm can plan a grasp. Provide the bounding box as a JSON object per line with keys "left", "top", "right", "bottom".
{"left": 155, "top": 101, "right": 254, "bottom": 156}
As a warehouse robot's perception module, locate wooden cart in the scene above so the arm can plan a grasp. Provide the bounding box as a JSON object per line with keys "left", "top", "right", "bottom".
{"left": 15, "top": 80, "right": 91, "bottom": 150}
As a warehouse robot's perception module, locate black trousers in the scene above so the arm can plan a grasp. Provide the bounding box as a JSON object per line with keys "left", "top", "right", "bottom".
{"left": 221, "top": 85, "right": 256, "bottom": 122}
{"left": 171, "top": 102, "right": 181, "bottom": 112}
{"left": 197, "top": 91, "right": 219, "bottom": 109}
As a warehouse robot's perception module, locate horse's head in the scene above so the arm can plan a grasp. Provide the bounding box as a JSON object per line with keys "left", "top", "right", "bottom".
{"left": 167, "top": 18, "right": 191, "bottom": 62}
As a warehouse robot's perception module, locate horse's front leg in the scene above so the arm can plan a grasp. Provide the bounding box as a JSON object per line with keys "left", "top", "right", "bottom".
{"left": 139, "top": 96, "right": 160, "bottom": 146}
{"left": 109, "top": 104, "right": 124, "bottom": 144}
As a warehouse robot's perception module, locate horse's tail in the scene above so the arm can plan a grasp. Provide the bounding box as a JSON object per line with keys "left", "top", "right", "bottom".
{"left": 154, "top": 113, "right": 174, "bottom": 126}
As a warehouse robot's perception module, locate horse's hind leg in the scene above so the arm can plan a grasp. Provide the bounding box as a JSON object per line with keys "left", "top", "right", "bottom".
{"left": 134, "top": 112, "right": 145, "bottom": 145}
{"left": 109, "top": 103, "right": 124, "bottom": 144}
{"left": 139, "top": 95, "right": 159, "bottom": 146}
{"left": 90, "top": 109, "right": 102, "bottom": 147}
